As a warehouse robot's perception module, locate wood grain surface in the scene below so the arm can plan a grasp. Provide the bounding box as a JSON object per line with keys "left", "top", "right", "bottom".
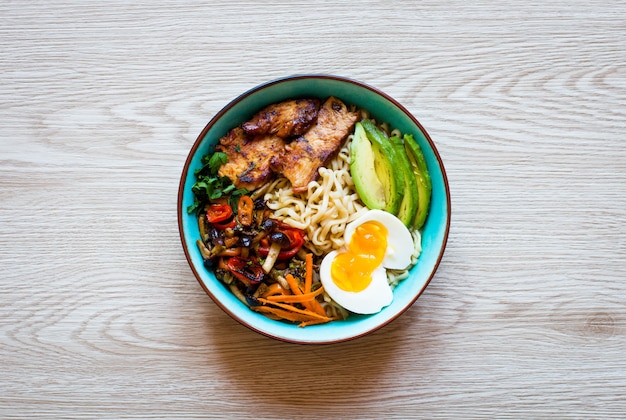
{"left": 1, "top": 1, "right": 625, "bottom": 418}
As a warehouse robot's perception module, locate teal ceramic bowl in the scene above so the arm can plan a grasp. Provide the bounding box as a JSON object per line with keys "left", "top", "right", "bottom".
{"left": 178, "top": 75, "right": 450, "bottom": 344}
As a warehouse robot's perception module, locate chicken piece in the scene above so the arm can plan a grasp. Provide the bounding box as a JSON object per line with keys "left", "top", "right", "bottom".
{"left": 271, "top": 97, "right": 359, "bottom": 193}
{"left": 242, "top": 98, "right": 320, "bottom": 138}
{"left": 215, "top": 127, "right": 286, "bottom": 191}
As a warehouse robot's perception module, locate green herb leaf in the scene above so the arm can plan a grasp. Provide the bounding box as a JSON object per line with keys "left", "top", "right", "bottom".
{"left": 187, "top": 151, "right": 248, "bottom": 214}
{"left": 208, "top": 152, "right": 228, "bottom": 173}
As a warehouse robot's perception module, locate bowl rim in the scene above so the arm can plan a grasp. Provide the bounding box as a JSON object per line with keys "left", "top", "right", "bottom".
{"left": 177, "top": 74, "right": 451, "bottom": 344}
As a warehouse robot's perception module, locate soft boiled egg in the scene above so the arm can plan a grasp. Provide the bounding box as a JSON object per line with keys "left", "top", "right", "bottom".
{"left": 319, "top": 209, "right": 414, "bottom": 314}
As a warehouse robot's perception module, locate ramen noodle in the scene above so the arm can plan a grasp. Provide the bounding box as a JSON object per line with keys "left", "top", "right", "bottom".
{"left": 263, "top": 141, "right": 368, "bottom": 256}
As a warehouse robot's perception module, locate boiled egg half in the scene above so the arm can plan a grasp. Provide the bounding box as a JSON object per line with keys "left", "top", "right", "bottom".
{"left": 319, "top": 209, "right": 414, "bottom": 314}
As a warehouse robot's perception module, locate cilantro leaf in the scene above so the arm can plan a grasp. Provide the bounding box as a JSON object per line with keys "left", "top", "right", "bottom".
{"left": 187, "top": 151, "right": 248, "bottom": 214}
{"left": 208, "top": 152, "right": 228, "bottom": 172}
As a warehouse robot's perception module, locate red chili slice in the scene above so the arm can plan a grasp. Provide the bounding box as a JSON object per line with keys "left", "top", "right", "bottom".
{"left": 213, "top": 218, "right": 236, "bottom": 230}
{"left": 225, "top": 257, "right": 265, "bottom": 285}
{"left": 206, "top": 204, "right": 233, "bottom": 223}
{"left": 237, "top": 195, "right": 254, "bottom": 227}
{"left": 257, "top": 226, "right": 305, "bottom": 260}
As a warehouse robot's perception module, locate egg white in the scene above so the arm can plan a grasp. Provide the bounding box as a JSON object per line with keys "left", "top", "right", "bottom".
{"left": 344, "top": 209, "right": 414, "bottom": 270}
{"left": 319, "top": 250, "right": 393, "bottom": 314}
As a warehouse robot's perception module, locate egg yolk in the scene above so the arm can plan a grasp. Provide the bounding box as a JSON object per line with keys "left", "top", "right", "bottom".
{"left": 330, "top": 220, "right": 388, "bottom": 292}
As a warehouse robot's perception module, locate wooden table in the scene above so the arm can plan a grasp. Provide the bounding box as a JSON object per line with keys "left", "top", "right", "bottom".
{"left": 2, "top": 1, "right": 625, "bottom": 418}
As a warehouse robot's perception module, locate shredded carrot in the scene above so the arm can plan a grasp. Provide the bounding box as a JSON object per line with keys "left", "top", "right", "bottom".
{"left": 260, "top": 282, "right": 290, "bottom": 298}
{"left": 251, "top": 305, "right": 317, "bottom": 323}
{"left": 266, "top": 286, "right": 325, "bottom": 303}
{"left": 304, "top": 253, "right": 313, "bottom": 293}
{"left": 301, "top": 253, "right": 328, "bottom": 316}
{"left": 256, "top": 298, "right": 330, "bottom": 320}
{"left": 253, "top": 294, "right": 336, "bottom": 327}
{"left": 308, "top": 297, "right": 327, "bottom": 317}
{"left": 285, "top": 272, "right": 314, "bottom": 313}
{"left": 284, "top": 272, "right": 327, "bottom": 317}
{"left": 298, "top": 316, "right": 341, "bottom": 327}
{"left": 285, "top": 273, "right": 303, "bottom": 295}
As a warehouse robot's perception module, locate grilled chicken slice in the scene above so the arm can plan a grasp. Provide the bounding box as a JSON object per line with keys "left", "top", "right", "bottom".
{"left": 242, "top": 98, "right": 320, "bottom": 138}
{"left": 215, "top": 127, "right": 287, "bottom": 191}
{"left": 271, "top": 97, "right": 359, "bottom": 193}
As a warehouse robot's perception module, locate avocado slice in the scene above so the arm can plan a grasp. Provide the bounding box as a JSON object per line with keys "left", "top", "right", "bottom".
{"left": 360, "top": 119, "right": 404, "bottom": 216}
{"left": 403, "top": 134, "right": 432, "bottom": 229}
{"left": 350, "top": 122, "right": 386, "bottom": 210}
{"left": 389, "top": 135, "right": 419, "bottom": 227}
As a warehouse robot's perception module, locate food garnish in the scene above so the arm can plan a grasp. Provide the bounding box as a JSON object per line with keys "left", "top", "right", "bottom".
{"left": 187, "top": 151, "right": 248, "bottom": 214}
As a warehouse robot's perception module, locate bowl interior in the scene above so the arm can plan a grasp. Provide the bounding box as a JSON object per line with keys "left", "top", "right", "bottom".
{"left": 178, "top": 75, "right": 450, "bottom": 344}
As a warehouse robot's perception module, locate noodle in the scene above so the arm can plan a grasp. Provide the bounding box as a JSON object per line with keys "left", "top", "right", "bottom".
{"left": 264, "top": 140, "right": 368, "bottom": 256}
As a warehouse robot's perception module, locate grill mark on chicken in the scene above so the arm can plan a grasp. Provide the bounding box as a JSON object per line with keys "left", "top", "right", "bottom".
{"left": 215, "top": 127, "right": 286, "bottom": 191}
{"left": 270, "top": 97, "right": 359, "bottom": 193}
{"left": 242, "top": 98, "right": 320, "bottom": 138}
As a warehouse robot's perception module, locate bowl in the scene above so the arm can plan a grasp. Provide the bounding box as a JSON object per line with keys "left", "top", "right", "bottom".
{"left": 178, "top": 74, "right": 450, "bottom": 344}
